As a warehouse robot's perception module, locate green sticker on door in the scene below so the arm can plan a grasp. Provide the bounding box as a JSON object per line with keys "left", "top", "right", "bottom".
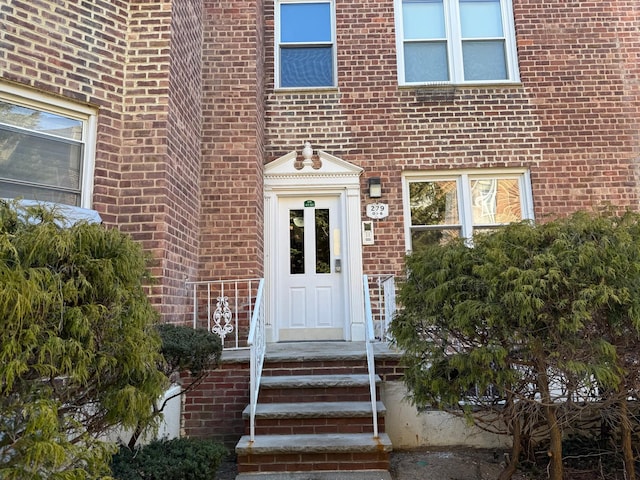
{"left": 304, "top": 200, "right": 315, "bottom": 207}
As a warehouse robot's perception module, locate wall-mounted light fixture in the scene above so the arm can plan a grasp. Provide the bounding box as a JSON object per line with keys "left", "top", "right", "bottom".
{"left": 368, "top": 177, "right": 382, "bottom": 198}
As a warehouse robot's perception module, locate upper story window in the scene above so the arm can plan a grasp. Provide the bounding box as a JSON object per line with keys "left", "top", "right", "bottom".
{"left": 275, "top": 0, "right": 336, "bottom": 89}
{"left": 403, "top": 169, "right": 533, "bottom": 252}
{"left": 394, "top": 0, "right": 520, "bottom": 85}
{"left": 0, "top": 84, "right": 97, "bottom": 209}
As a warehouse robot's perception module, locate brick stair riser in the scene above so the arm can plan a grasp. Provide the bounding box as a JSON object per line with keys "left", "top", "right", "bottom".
{"left": 259, "top": 386, "right": 377, "bottom": 403}
{"left": 262, "top": 360, "right": 369, "bottom": 377}
{"left": 237, "top": 451, "right": 390, "bottom": 473}
{"left": 245, "top": 416, "right": 386, "bottom": 436}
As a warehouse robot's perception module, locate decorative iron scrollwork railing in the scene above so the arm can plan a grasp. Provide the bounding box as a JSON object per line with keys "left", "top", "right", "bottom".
{"left": 187, "top": 278, "right": 264, "bottom": 350}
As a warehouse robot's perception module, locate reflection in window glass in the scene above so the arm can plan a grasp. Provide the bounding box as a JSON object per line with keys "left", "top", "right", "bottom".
{"left": 411, "top": 228, "right": 461, "bottom": 250}
{"left": 290, "top": 210, "right": 305, "bottom": 274}
{"left": 0, "top": 101, "right": 82, "bottom": 139}
{"left": 315, "top": 209, "right": 330, "bottom": 273}
{"left": 406, "top": 172, "right": 531, "bottom": 252}
{"left": 470, "top": 178, "right": 521, "bottom": 224}
{"left": 409, "top": 180, "right": 459, "bottom": 226}
{"left": 0, "top": 100, "right": 85, "bottom": 206}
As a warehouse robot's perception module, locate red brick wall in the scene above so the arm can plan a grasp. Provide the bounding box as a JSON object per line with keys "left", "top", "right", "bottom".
{"left": 262, "top": 0, "right": 640, "bottom": 277}
{"left": 199, "top": 0, "right": 266, "bottom": 282}
{"left": 183, "top": 362, "right": 251, "bottom": 447}
{"left": 118, "top": 1, "right": 204, "bottom": 322}
{"left": 1, "top": 1, "right": 204, "bottom": 323}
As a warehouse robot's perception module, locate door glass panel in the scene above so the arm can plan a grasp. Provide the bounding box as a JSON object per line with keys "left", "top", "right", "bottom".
{"left": 315, "top": 209, "right": 330, "bottom": 273}
{"left": 290, "top": 209, "right": 305, "bottom": 274}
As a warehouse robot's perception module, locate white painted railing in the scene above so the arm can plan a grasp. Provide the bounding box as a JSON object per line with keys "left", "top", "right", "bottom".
{"left": 363, "top": 275, "right": 379, "bottom": 438}
{"left": 247, "top": 279, "right": 266, "bottom": 442}
{"left": 364, "top": 274, "right": 397, "bottom": 343}
{"left": 187, "top": 278, "right": 264, "bottom": 350}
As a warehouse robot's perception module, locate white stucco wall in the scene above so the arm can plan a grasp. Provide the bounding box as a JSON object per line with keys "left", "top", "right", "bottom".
{"left": 102, "top": 385, "right": 182, "bottom": 446}
{"left": 381, "top": 381, "right": 511, "bottom": 450}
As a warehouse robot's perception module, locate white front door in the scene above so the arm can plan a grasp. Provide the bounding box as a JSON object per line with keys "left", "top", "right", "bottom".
{"left": 276, "top": 195, "right": 346, "bottom": 341}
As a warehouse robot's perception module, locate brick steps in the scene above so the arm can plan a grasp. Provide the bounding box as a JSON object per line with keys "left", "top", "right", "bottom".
{"left": 236, "top": 432, "right": 393, "bottom": 473}
{"left": 242, "top": 401, "right": 386, "bottom": 435}
{"left": 235, "top": 350, "right": 392, "bottom": 475}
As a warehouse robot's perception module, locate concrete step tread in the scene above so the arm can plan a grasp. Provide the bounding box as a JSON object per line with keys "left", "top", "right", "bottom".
{"left": 261, "top": 374, "right": 380, "bottom": 389}
{"left": 236, "top": 471, "right": 392, "bottom": 480}
{"left": 236, "top": 432, "right": 393, "bottom": 455}
{"left": 242, "top": 401, "right": 386, "bottom": 419}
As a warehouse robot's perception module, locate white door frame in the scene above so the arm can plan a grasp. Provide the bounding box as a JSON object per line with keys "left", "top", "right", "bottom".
{"left": 264, "top": 145, "right": 366, "bottom": 342}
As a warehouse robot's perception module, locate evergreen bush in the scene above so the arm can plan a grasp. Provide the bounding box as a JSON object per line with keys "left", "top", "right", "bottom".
{"left": 111, "top": 438, "right": 227, "bottom": 480}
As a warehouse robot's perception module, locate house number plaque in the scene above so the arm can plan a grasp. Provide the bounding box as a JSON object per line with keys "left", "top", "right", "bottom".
{"left": 304, "top": 200, "right": 315, "bottom": 207}
{"left": 366, "top": 203, "right": 389, "bottom": 219}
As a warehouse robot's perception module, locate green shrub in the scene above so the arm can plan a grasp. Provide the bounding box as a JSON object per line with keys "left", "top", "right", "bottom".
{"left": 111, "top": 438, "right": 227, "bottom": 480}
{"left": 156, "top": 324, "right": 222, "bottom": 377}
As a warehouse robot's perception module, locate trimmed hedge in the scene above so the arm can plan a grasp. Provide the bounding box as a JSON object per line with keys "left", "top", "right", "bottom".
{"left": 111, "top": 438, "right": 227, "bottom": 480}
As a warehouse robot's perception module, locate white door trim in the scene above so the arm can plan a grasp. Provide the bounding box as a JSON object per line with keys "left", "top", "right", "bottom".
{"left": 264, "top": 145, "right": 365, "bottom": 342}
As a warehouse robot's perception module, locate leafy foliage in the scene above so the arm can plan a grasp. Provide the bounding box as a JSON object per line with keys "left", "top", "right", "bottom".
{"left": 156, "top": 324, "right": 222, "bottom": 377}
{"left": 0, "top": 200, "right": 168, "bottom": 479}
{"left": 391, "top": 210, "right": 640, "bottom": 480}
{"left": 110, "top": 438, "right": 227, "bottom": 480}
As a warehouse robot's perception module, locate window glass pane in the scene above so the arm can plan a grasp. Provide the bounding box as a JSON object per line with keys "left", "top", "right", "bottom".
{"left": 411, "top": 228, "right": 460, "bottom": 251}
{"left": 281, "top": 3, "right": 331, "bottom": 43}
{"left": 0, "top": 101, "right": 82, "bottom": 140}
{"left": 409, "top": 180, "right": 459, "bottom": 226}
{"left": 462, "top": 40, "right": 507, "bottom": 80}
{"left": 0, "top": 181, "right": 80, "bottom": 206}
{"left": 404, "top": 42, "right": 449, "bottom": 82}
{"left": 290, "top": 210, "right": 305, "bottom": 274}
{"left": 403, "top": 0, "right": 445, "bottom": 40}
{"left": 0, "top": 127, "right": 82, "bottom": 190}
{"left": 460, "top": 0, "right": 503, "bottom": 38}
{"left": 315, "top": 209, "right": 330, "bottom": 274}
{"left": 470, "top": 178, "right": 522, "bottom": 224}
{"left": 281, "top": 47, "right": 333, "bottom": 87}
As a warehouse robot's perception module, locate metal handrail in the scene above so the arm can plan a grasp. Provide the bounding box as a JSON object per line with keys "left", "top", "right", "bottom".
{"left": 247, "top": 279, "right": 266, "bottom": 441}
{"left": 363, "top": 274, "right": 379, "bottom": 438}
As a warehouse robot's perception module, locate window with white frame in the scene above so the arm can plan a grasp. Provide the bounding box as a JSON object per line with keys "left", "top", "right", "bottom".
{"left": 275, "top": 0, "right": 336, "bottom": 88}
{"left": 394, "top": 0, "right": 519, "bottom": 85}
{"left": 403, "top": 170, "right": 533, "bottom": 252}
{"left": 0, "top": 84, "right": 96, "bottom": 209}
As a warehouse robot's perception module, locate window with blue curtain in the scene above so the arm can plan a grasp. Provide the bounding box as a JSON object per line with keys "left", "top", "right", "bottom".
{"left": 277, "top": 1, "right": 335, "bottom": 88}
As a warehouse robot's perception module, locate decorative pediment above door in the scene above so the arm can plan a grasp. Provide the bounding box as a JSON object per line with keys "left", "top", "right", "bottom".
{"left": 264, "top": 142, "right": 363, "bottom": 188}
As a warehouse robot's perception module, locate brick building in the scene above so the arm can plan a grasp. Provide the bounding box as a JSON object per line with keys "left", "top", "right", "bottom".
{"left": 2, "top": 0, "right": 639, "bottom": 470}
